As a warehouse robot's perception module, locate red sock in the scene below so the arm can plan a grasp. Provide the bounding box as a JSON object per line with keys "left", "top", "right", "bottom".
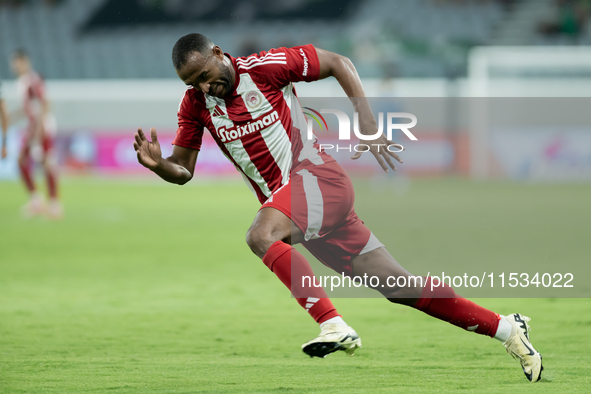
{"left": 414, "top": 277, "right": 500, "bottom": 337}
{"left": 19, "top": 159, "right": 36, "bottom": 193}
{"left": 262, "top": 240, "right": 340, "bottom": 324}
{"left": 46, "top": 169, "right": 58, "bottom": 199}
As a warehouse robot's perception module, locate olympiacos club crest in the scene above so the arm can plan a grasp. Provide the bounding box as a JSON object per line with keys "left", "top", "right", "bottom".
{"left": 245, "top": 91, "right": 262, "bottom": 109}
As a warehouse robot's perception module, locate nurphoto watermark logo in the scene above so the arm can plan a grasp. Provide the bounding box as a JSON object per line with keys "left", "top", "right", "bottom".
{"left": 303, "top": 107, "right": 418, "bottom": 152}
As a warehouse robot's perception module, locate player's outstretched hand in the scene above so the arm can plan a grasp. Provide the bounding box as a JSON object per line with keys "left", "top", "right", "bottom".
{"left": 1, "top": 146, "right": 7, "bottom": 159}
{"left": 351, "top": 134, "right": 404, "bottom": 172}
{"left": 134, "top": 127, "right": 162, "bottom": 171}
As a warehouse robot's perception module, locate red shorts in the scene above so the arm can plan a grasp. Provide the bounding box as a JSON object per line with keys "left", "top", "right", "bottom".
{"left": 21, "top": 132, "right": 54, "bottom": 156}
{"left": 262, "top": 161, "right": 383, "bottom": 276}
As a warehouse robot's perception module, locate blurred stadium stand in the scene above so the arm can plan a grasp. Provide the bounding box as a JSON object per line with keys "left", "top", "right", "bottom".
{"left": 1, "top": 0, "right": 517, "bottom": 80}
{"left": 3, "top": 0, "right": 591, "bottom": 80}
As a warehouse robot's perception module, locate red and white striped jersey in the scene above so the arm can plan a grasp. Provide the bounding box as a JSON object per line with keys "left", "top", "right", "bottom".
{"left": 16, "top": 71, "right": 56, "bottom": 136}
{"left": 17, "top": 71, "right": 46, "bottom": 123}
{"left": 172, "top": 44, "right": 333, "bottom": 204}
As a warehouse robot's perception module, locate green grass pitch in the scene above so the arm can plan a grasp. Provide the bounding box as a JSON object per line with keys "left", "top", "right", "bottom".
{"left": 1, "top": 177, "right": 590, "bottom": 393}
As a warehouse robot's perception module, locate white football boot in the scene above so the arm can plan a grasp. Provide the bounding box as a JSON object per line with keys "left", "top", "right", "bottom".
{"left": 302, "top": 323, "right": 362, "bottom": 358}
{"left": 46, "top": 199, "right": 63, "bottom": 220}
{"left": 503, "top": 313, "right": 543, "bottom": 382}
{"left": 22, "top": 194, "right": 45, "bottom": 218}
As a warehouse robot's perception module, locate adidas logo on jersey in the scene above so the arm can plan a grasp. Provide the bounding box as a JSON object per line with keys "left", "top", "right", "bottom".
{"left": 218, "top": 110, "right": 279, "bottom": 143}
{"left": 212, "top": 105, "right": 225, "bottom": 117}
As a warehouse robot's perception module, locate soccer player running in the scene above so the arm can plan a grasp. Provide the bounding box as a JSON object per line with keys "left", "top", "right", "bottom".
{"left": 134, "top": 34, "right": 543, "bottom": 382}
{"left": 10, "top": 50, "right": 62, "bottom": 219}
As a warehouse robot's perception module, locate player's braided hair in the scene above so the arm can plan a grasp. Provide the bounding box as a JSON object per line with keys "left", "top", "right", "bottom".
{"left": 172, "top": 33, "right": 214, "bottom": 70}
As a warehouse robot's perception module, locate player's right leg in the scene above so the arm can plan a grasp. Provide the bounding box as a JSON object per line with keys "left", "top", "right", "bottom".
{"left": 41, "top": 134, "right": 61, "bottom": 219}
{"left": 245, "top": 205, "right": 360, "bottom": 357}
{"left": 17, "top": 142, "right": 44, "bottom": 217}
{"left": 350, "top": 248, "right": 543, "bottom": 382}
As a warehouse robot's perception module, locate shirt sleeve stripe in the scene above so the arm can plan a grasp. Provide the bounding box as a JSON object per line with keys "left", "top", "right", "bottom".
{"left": 237, "top": 61, "right": 287, "bottom": 70}
{"left": 236, "top": 57, "right": 287, "bottom": 68}
{"left": 238, "top": 52, "right": 286, "bottom": 66}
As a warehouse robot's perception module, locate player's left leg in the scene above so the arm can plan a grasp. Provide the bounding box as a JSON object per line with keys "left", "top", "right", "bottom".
{"left": 350, "top": 248, "right": 543, "bottom": 382}
{"left": 351, "top": 248, "right": 501, "bottom": 334}
{"left": 304, "top": 210, "right": 542, "bottom": 381}
{"left": 246, "top": 206, "right": 340, "bottom": 322}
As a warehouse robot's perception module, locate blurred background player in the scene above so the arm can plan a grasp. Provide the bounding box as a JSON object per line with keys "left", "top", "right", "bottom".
{"left": 10, "top": 49, "right": 62, "bottom": 219}
{"left": 0, "top": 80, "right": 8, "bottom": 160}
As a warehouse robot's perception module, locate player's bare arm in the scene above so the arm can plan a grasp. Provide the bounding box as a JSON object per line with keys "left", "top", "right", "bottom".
{"left": 315, "top": 48, "right": 403, "bottom": 172}
{"left": 0, "top": 99, "right": 8, "bottom": 159}
{"left": 134, "top": 127, "right": 198, "bottom": 185}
